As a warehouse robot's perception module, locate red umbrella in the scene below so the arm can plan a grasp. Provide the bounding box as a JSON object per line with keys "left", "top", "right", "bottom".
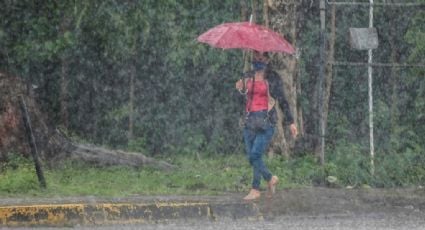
{"left": 197, "top": 22, "right": 295, "bottom": 54}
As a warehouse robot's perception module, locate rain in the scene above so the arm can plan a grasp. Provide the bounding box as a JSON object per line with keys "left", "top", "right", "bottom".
{"left": 0, "top": 0, "right": 424, "bottom": 229}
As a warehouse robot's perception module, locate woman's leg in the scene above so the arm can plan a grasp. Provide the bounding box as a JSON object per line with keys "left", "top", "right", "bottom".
{"left": 242, "top": 128, "right": 262, "bottom": 200}
{"left": 244, "top": 126, "right": 275, "bottom": 190}
{"left": 243, "top": 128, "right": 261, "bottom": 191}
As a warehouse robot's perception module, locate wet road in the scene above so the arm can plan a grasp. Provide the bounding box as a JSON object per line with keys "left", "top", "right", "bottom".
{"left": 2, "top": 188, "right": 425, "bottom": 229}
{"left": 7, "top": 213, "right": 425, "bottom": 230}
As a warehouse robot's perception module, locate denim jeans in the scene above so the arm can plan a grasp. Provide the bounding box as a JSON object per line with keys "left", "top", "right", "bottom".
{"left": 243, "top": 115, "right": 275, "bottom": 190}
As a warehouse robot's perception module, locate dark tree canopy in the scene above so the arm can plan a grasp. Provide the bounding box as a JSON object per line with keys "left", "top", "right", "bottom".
{"left": 0, "top": 0, "right": 423, "bottom": 160}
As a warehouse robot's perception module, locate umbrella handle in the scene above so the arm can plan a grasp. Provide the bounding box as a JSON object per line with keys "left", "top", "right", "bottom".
{"left": 294, "top": 47, "right": 301, "bottom": 59}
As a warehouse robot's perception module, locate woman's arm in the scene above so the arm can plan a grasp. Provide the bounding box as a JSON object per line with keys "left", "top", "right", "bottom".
{"left": 268, "top": 71, "right": 298, "bottom": 137}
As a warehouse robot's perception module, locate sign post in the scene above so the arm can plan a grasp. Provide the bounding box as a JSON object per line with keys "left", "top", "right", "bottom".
{"left": 349, "top": 0, "right": 377, "bottom": 175}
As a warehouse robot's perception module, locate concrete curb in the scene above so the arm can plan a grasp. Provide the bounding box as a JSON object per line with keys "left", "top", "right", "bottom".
{"left": 0, "top": 201, "right": 261, "bottom": 227}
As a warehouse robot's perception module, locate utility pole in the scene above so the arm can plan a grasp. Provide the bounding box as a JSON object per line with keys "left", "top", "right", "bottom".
{"left": 318, "top": 0, "right": 326, "bottom": 166}
{"left": 368, "top": 0, "right": 375, "bottom": 175}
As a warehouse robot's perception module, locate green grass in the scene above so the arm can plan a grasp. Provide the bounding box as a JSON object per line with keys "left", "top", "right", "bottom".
{"left": 0, "top": 153, "right": 315, "bottom": 197}
{"left": 0, "top": 150, "right": 424, "bottom": 197}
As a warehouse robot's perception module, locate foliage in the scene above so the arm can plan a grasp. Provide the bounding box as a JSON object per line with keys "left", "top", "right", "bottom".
{"left": 326, "top": 142, "right": 425, "bottom": 188}
{"left": 324, "top": 2, "right": 425, "bottom": 156}
{"left": 0, "top": 0, "right": 423, "bottom": 161}
{"left": 0, "top": 0, "right": 245, "bottom": 155}
{"left": 403, "top": 5, "right": 425, "bottom": 153}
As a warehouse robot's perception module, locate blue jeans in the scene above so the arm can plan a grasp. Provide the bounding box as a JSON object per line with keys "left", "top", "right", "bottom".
{"left": 243, "top": 117, "right": 275, "bottom": 190}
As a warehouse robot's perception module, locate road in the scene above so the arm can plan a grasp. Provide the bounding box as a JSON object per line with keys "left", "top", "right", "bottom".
{"left": 2, "top": 188, "right": 425, "bottom": 229}
{"left": 6, "top": 213, "right": 425, "bottom": 230}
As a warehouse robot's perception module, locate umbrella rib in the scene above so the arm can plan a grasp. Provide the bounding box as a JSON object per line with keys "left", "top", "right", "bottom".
{"left": 211, "top": 25, "right": 232, "bottom": 47}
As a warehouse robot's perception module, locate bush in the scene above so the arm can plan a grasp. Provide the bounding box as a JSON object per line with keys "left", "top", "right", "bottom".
{"left": 326, "top": 142, "right": 425, "bottom": 188}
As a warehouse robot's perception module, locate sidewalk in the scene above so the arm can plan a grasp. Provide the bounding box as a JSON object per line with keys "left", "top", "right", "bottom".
{"left": 1, "top": 188, "right": 424, "bottom": 227}
{"left": 0, "top": 194, "right": 261, "bottom": 227}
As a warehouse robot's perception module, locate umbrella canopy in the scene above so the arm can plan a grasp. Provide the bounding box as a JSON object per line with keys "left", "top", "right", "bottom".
{"left": 197, "top": 22, "right": 295, "bottom": 54}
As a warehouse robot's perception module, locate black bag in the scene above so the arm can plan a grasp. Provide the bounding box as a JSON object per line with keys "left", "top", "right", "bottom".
{"left": 244, "top": 111, "right": 270, "bottom": 131}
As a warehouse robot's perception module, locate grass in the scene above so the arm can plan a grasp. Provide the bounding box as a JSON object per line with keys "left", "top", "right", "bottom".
{"left": 0, "top": 153, "right": 316, "bottom": 198}
{"left": 0, "top": 150, "right": 424, "bottom": 198}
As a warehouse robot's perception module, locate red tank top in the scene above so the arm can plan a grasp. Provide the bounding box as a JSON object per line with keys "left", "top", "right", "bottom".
{"left": 246, "top": 79, "right": 268, "bottom": 112}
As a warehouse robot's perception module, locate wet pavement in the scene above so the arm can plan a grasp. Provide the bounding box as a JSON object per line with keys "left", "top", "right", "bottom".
{"left": 5, "top": 214, "right": 425, "bottom": 230}
{"left": 1, "top": 187, "right": 425, "bottom": 229}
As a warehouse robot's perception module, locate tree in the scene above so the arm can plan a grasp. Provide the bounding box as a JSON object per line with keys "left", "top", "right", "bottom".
{"left": 402, "top": 5, "right": 425, "bottom": 151}
{"left": 318, "top": 1, "right": 336, "bottom": 161}
{"left": 0, "top": 71, "right": 175, "bottom": 170}
{"left": 0, "top": 0, "right": 246, "bottom": 158}
{"left": 261, "top": 0, "right": 299, "bottom": 157}
{"left": 4, "top": 0, "right": 420, "bottom": 161}
{"left": 93, "top": 1, "right": 150, "bottom": 143}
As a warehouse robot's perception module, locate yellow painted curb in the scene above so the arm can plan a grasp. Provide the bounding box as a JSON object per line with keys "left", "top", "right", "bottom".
{"left": 0, "top": 202, "right": 211, "bottom": 227}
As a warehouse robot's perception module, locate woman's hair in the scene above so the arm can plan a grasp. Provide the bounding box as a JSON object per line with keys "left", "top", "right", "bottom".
{"left": 253, "top": 51, "right": 270, "bottom": 60}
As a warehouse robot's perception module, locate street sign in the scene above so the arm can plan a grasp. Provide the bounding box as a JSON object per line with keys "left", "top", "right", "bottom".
{"left": 349, "top": 28, "right": 378, "bottom": 50}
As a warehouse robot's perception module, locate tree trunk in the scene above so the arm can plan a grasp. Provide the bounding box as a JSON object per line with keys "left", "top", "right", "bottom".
{"left": 128, "top": 63, "right": 135, "bottom": 142}
{"left": 59, "top": 15, "right": 70, "bottom": 130}
{"left": 263, "top": 0, "right": 269, "bottom": 27}
{"left": 0, "top": 72, "right": 175, "bottom": 171}
{"left": 59, "top": 57, "right": 69, "bottom": 129}
{"left": 265, "top": 0, "right": 300, "bottom": 157}
{"left": 388, "top": 17, "right": 400, "bottom": 142}
{"left": 315, "top": 2, "right": 336, "bottom": 157}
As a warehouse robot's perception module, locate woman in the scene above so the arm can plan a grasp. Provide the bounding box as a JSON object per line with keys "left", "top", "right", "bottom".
{"left": 235, "top": 51, "right": 298, "bottom": 200}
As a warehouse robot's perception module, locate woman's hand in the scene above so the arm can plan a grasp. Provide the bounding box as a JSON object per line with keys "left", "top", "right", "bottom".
{"left": 290, "top": 123, "right": 298, "bottom": 138}
{"left": 235, "top": 79, "right": 243, "bottom": 91}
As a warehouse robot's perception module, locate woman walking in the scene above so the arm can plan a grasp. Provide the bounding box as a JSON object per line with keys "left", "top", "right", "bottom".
{"left": 235, "top": 51, "right": 298, "bottom": 200}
